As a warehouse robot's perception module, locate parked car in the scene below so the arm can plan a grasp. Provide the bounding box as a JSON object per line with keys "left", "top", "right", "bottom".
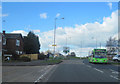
{"left": 112, "top": 55, "right": 120, "bottom": 61}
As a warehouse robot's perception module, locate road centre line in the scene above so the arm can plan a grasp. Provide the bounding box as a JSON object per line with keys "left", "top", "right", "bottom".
{"left": 110, "top": 69, "right": 119, "bottom": 74}
{"left": 110, "top": 75, "right": 120, "bottom": 80}
{"left": 94, "top": 68, "right": 104, "bottom": 73}
{"left": 34, "top": 65, "right": 55, "bottom": 83}
{"left": 86, "top": 65, "right": 91, "bottom": 68}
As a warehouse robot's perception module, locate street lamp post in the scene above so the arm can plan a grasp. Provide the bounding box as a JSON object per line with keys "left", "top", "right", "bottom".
{"left": 53, "top": 18, "right": 64, "bottom": 58}
{"left": 96, "top": 38, "right": 97, "bottom": 49}
{"left": 53, "top": 18, "right": 57, "bottom": 58}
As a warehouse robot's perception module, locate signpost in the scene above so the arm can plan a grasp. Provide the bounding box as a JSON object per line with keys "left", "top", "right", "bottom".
{"left": 52, "top": 45, "right": 57, "bottom": 46}
{"left": 63, "top": 47, "right": 70, "bottom": 54}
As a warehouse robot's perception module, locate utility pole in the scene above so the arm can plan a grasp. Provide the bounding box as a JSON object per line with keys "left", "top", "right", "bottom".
{"left": 81, "top": 41, "right": 82, "bottom": 57}
{"left": 100, "top": 42, "right": 101, "bottom": 49}
{"left": 96, "top": 38, "right": 97, "bottom": 49}
{"left": 66, "top": 37, "right": 67, "bottom": 47}
{"left": 53, "top": 18, "right": 64, "bottom": 58}
{"left": 53, "top": 18, "right": 57, "bottom": 58}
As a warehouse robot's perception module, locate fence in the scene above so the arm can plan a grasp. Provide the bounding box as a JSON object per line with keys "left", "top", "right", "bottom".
{"left": 20, "top": 54, "right": 38, "bottom": 60}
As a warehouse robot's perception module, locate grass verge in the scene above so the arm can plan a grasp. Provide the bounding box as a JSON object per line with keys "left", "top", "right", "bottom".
{"left": 111, "top": 62, "right": 120, "bottom": 65}
{"left": 41, "top": 59, "right": 62, "bottom": 65}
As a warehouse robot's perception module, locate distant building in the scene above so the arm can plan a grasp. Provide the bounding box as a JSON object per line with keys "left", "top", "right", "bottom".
{"left": 2, "top": 31, "right": 24, "bottom": 58}
{"left": 106, "top": 37, "right": 120, "bottom": 56}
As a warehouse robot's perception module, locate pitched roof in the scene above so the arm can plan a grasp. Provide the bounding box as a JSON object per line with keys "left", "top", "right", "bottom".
{"left": 4, "top": 33, "right": 23, "bottom": 39}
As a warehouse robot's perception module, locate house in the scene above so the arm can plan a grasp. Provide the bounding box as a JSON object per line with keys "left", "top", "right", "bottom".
{"left": 0, "top": 33, "right": 2, "bottom": 59}
{"left": 2, "top": 31, "right": 24, "bottom": 59}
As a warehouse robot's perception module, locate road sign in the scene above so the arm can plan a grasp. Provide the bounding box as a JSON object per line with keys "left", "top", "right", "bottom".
{"left": 63, "top": 47, "right": 70, "bottom": 54}
{"left": 52, "top": 45, "right": 57, "bottom": 46}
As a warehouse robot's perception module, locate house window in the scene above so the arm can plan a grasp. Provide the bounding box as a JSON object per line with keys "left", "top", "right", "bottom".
{"left": 16, "top": 40, "right": 20, "bottom": 46}
{"left": 3, "top": 38, "right": 6, "bottom": 45}
{"left": 16, "top": 51, "right": 19, "bottom": 55}
{"left": 20, "top": 51, "right": 22, "bottom": 54}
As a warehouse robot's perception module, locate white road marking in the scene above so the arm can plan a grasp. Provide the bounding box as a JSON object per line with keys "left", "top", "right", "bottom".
{"left": 34, "top": 65, "right": 55, "bottom": 83}
{"left": 110, "top": 75, "right": 120, "bottom": 80}
{"left": 94, "top": 68, "right": 104, "bottom": 73}
{"left": 87, "top": 65, "right": 91, "bottom": 68}
{"left": 109, "top": 69, "right": 119, "bottom": 74}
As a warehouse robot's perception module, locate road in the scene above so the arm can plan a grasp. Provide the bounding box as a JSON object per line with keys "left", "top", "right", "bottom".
{"left": 46, "top": 59, "right": 120, "bottom": 82}
{"left": 2, "top": 59, "right": 120, "bottom": 83}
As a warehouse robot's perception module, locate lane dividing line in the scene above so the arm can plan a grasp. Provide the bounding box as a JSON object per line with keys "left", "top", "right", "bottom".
{"left": 87, "top": 65, "right": 91, "bottom": 68}
{"left": 34, "top": 65, "right": 55, "bottom": 83}
{"left": 94, "top": 68, "right": 104, "bottom": 73}
{"left": 110, "top": 75, "right": 120, "bottom": 80}
{"left": 109, "top": 69, "right": 119, "bottom": 74}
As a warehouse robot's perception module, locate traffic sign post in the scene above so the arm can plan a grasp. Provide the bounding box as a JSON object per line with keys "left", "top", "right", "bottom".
{"left": 52, "top": 45, "right": 57, "bottom": 46}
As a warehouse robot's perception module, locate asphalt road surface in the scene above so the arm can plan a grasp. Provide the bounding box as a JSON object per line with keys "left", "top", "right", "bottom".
{"left": 46, "top": 59, "right": 120, "bottom": 82}
{"left": 2, "top": 65, "right": 56, "bottom": 82}
{"left": 2, "top": 59, "right": 120, "bottom": 83}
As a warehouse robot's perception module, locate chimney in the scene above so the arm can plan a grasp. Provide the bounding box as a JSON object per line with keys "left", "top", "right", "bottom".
{"left": 3, "top": 30, "right": 5, "bottom": 35}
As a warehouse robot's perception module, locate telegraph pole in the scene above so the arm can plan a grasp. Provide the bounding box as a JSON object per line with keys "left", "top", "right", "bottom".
{"left": 100, "top": 42, "right": 101, "bottom": 49}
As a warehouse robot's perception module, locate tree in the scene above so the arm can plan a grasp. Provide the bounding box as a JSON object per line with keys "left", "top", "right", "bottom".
{"left": 23, "top": 31, "right": 40, "bottom": 54}
{"left": 71, "top": 52, "right": 76, "bottom": 57}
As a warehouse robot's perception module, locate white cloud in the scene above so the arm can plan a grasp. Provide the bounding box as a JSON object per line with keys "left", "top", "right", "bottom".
{"left": 0, "top": 14, "right": 8, "bottom": 17}
{"left": 0, "top": 5, "right": 2, "bottom": 9}
{"left": 40, "top": 13, "right": 47, "bottom": 19}
{"left": 108, "top": 2, "right": 112, "bottom": 10}
{"left": 38, "top": 10, "right": 118, "bottom": 57}
{"left": 32, "top": 30, "right": 40, "bottom": 33}
{"left": 11, "top": 30, "right": 28, "bottom": 36}
{"left": 56, "top": 13, "right": 60, "bottom": 17}
{"left": 10, "top": 10, "right": 118, "bottom": 57}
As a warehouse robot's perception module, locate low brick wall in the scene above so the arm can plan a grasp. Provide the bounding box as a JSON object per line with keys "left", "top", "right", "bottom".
{"left": 20, "top": 54, "right": 38, "bottom": 60}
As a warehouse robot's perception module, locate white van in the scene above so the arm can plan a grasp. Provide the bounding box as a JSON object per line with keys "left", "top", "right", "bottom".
{"left": 113, "top": 55, "right": 120, "bottom": 61}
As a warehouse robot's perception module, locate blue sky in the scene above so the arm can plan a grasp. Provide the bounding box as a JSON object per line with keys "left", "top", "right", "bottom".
{"left": 2, "top": 2, "right": 118, "bottom": 57}
{"left": 2, "top": 2, "right": 118, "bottom": 32}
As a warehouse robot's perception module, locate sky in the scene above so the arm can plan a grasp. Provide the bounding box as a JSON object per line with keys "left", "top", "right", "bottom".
{"left": 1, "top": 2, "right": 118, "bottom": 57}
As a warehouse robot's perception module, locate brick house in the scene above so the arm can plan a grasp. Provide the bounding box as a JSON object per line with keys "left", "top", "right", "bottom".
{"left": 0, "top": 33, "right": 2, "bottom": 59}
{"left": 2, "top": 31, "right": 24, "bottom": 59}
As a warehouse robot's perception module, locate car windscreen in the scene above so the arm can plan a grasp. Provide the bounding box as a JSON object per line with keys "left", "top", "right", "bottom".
{"left": 115, "top": 55, "right": 119, "bottom": 57}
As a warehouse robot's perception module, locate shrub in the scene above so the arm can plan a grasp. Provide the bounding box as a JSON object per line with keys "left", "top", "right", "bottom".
{"left": 38, "top": 53, "right": 46, "bottom": 60}
{"left": 19, "top": 57, "right": 31, "bottom": 62}
{"left": 11, "top": 53, "right": 20, "bottom": 60}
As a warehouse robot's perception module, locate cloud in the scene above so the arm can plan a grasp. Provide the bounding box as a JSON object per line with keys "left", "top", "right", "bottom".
{"left": 10, "top": 10, "right": 118, "bottom": 57}
{"left": 0, "top": 5, "right": 2, "bottom": 9}
{"left": 56, "top": 13, "right": 60, "bottom": 17}
{"left": 0, "top": 14, "right": 8, "bottom": 17}
{"left": 108, "top": 2, "right": 112, "bottom": 10}
{"left": 38, "top": 10, "right": 118, "bottom": 57}
{"left": 40, "top": 13, "right": 47, "bottom": 19}
{"left": 11, "top": 30, "right": 28, "bottom": 36}
{"left": 32, "top": 30, "right": 40, "bottom": 33}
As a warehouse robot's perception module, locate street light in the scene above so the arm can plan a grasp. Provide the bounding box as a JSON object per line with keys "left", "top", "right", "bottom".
{"left": 91, "top": 37, "right": 97, "bottom": 49}
{"left": 53, "top": 17, "right": 64, "bottom": 58}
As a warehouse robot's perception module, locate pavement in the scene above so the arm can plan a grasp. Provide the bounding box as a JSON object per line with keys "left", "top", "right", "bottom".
{"left": 2, "top": 59, "right": 120, "bottom": 83}
{"left": 2, "top": 65, "right": 56, "bottom": 82}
